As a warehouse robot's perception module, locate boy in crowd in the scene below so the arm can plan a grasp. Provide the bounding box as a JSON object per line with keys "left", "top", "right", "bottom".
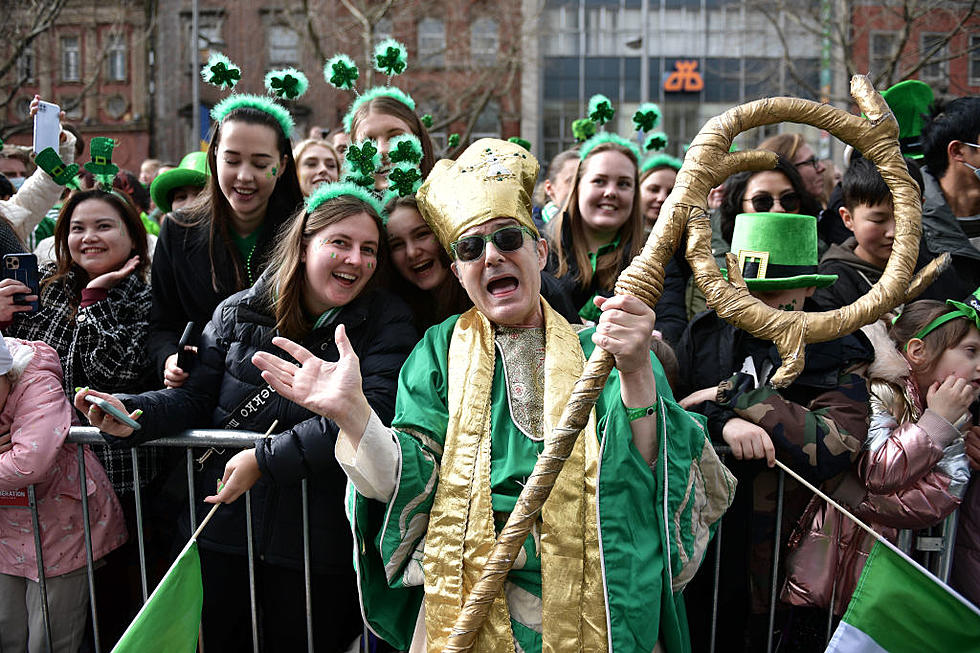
{"left": 813, "top": 156, "right": 964, "bottom": 311}
{"left": 677, "top": 211, "right": 873, "bottom": 652}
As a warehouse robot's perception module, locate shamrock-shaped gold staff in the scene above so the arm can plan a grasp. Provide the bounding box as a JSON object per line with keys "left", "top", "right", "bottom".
{"left": 443, "top": 74, "right": 948, "bottom": 652}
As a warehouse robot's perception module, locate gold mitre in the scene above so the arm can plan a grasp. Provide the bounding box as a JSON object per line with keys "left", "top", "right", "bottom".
{"left": 416, "top": 138, "right": 540, "bottom": 252}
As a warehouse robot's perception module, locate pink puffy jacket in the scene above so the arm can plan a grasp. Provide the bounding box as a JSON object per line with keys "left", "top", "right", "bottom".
{"left": 781, "top": 322, "right": 970, "bottom": 614}
{"left": 0, "top": 338, "right": 127, "bottom": 581}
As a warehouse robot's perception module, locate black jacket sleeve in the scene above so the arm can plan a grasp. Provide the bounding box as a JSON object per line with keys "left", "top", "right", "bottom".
{"left": 253, "top": 292, "right": 418, "bottom": 485}
{"left": 147, "top": 218, "right": 190, "bottom": 383}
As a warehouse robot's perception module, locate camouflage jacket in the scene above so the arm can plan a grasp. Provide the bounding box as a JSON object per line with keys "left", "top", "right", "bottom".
{"left": 677, "top": 309, "right": 873, "bottom": 613}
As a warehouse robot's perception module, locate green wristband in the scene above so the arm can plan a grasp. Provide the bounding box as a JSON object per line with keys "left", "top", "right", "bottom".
{"left": 626, "top": 404, "right": 657, "bottom": 421}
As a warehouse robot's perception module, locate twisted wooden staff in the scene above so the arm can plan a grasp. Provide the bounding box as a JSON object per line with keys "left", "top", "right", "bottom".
{"left": 443, "top": 75, "right": 946, "bottom": 651}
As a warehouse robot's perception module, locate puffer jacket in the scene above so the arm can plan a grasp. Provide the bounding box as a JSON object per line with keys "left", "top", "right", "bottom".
{"left": 107, "top": 274, "right": 418, "bottom": 573}
{"left": 0, "top": 338, "right": 127, "bottom": 581}
{"left": 781, "top": 320, "right": 971, "bottom": 613}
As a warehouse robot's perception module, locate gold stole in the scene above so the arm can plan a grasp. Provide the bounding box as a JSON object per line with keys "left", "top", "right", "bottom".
{"left": 422, "top": 301, "right": 608, "bottom": 652}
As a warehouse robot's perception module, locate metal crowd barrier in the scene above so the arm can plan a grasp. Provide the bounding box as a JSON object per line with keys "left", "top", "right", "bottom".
{"left": 16, "top": 431, "right": 964, "bottom": 653}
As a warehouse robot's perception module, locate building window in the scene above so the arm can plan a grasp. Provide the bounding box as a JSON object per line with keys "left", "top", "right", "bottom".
{"left": 418, "top": 18, "right": 445, "bottom": 67}
{"left": 186, "top": 12, "right": 225, "bottom": 63}
{"left": 375, "top": 17, "right": 393, "bottom": 44}
{"left": 869, "top": 31, "right": 899, "bottom": 82}
{"left": 62, "top": 96, "right": 82, "bottom": 120}
{"left": 16, "top": 44, "right": 34, "bottom": 84}
{"left": 920, "top": 33, "right": 948, "bottom": 81}
{"left": 106, "top": 95, "right": 128, "bottom": 120}
{"left": 61, "top": 36, "right": 81, "bottom": 82}
{"left": 969, "top": 35, "right": 980, "bottom": 86}
{"left": 107, "top": 34, "right": 127, "bottom": 81}
{"left": 268, "top": 25, "right": 300, "bottom": 67}
{"left": 470, "top": 17, "right": 498, "bottom": 66}
{"left": 472, "top": 99, "right": 500, "bottom": 139}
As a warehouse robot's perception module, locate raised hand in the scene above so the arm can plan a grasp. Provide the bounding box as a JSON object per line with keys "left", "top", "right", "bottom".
{"left": 252, "top": 324, "right": 371, "bottom": 437}
{"left": 86, "top": 255, "right": 140, "bottom": 290}
{"left": 926, "top": 375, "right": 979, "bottom": 425}
{"left": 204, "top": 449, "right": 261, "bottom": 504}
{"left": 592, "top": 294, "right": 658, "bottom": 375}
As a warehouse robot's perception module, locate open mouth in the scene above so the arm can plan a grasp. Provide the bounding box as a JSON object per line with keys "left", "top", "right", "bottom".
{"left": 487, "top": 276, "right": 519, "bottom": 297}
{"left": 598, "top": 202, "right": 619, "bottom": 212}
{"left": 234, "top": 188, "right": 256, "bottom": 199}
{"left": 81, "top": 247, "right": 106, "bottom": 255}
{"left": 333, "top": 271, "right": 358, "bottom": 286}
{"left": 411, "top": 260, "right": 435, "bottom": 274}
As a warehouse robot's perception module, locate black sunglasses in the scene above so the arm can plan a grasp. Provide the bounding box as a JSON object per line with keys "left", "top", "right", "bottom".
{"left": 747, "top": 191, "right": 801, "bottom": 213}
{"left": 451, "top": 225, "right": 536, "bottom": 262}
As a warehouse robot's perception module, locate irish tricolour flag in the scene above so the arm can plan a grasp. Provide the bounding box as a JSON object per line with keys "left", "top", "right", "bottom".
{"left": 826, "top": 539, "right": 980, "bottom": 652}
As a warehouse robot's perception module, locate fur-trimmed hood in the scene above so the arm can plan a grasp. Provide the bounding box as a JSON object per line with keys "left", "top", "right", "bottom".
{"left": 860, "top": 320, "right": 909, "bottom": 386}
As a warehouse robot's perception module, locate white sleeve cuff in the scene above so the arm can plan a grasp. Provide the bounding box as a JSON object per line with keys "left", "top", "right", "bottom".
{"left": 335, "top": 410, "right": 399, "bottom": 502}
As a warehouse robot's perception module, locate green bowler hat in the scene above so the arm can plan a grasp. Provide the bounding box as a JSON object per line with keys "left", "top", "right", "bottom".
{"left": 150, "top": 151, "right": 209, "bottom": 214}
{"left": 724, "top": 212, "right": 837, "bottom": 291}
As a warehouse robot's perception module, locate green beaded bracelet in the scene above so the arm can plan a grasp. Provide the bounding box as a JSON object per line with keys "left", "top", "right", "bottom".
{"left": 626, "top": 404, "right": 657, "bottom": 421}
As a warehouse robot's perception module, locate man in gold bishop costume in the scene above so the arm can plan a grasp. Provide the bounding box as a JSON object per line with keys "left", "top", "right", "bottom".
{"left": 252, "top": 138, "right": 734, "bottom": 652}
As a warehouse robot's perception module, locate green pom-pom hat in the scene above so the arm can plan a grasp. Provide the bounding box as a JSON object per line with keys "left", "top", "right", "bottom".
{"left": 264, "top": 68, "right": 310, "bottom": 100}
{"left": 723, "top": 213, "right": 837, "bottom": 291}
{"left": 343, "top": 86, "right": 417, "bottom": 133}
{"left": 579, "top": 132, "right": 641, "bottom": 162}
{"left": 211, "top": 93, "right": 295, "bottom": 140}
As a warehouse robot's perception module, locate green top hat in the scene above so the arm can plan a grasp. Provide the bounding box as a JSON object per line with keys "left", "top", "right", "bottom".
{"left": 150, "top": 152, "right": 209, "bottom": 214}
{"left": 724, "top": 212, "right": 837, "bottom": 291}
{"left": 882, "top": 80, "right": 933, "bottom": 160}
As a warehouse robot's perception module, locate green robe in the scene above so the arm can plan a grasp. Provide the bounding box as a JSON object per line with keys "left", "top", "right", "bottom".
{"left": 347, "top": 314, "right": 734, "bottom": 652}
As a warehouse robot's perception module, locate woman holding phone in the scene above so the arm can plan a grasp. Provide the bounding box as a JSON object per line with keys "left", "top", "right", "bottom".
{"left": 77, "top": 185, "right": 417, "bottom": 652}
{"left": 149, "top": 96, "right": 303, "bottom": 389}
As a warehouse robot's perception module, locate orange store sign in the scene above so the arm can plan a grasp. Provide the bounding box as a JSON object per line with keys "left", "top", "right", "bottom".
{"left": 664, "top": 60, "right": 704, "bottom": 93}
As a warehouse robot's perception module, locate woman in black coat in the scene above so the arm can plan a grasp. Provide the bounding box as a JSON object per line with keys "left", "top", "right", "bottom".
{"left": 78, "top": 187, "right": 417, "bottom": 652}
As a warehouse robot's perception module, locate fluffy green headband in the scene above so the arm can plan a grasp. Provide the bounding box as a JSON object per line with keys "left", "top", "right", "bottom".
{"left": 211, "top": 93, "right": 295, "bottom": 140}
{"left": 641, "top": 153, "right": 683, "bottom": 174}
{"left": 305, "top": 180, "right": 386, "bottom": 220}
{"left": 342, "top": 86, "right": 417, "bottom": 134}
{"left": 579, "top": 132, "right": 641, "bottom": 162}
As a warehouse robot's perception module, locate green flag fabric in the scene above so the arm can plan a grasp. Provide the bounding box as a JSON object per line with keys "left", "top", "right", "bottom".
{"left": 111, "top": 539, "right": 203, "bottom": 653}
{"left": 826, "top": 540, "right": 980, "bottom": 653}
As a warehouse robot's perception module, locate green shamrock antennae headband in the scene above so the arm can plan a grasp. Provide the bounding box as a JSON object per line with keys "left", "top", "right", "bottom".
{"left": 201, "top": 53, "right": 305, "bottom": 139}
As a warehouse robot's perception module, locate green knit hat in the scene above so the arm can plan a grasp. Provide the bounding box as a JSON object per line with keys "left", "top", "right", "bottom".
{"left": 881, "top": 80, "right": 933, "bottom": 160}
{"left": 150, "top": 151, "right": 209, "bottom": 213}
{"left": 724, "top": 213, "right": 837, "bottom": 291}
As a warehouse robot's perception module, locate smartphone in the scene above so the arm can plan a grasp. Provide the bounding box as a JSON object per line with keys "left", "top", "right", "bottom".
{"left": 176, "top": 321, "right": 196, "bottom": 370}
{"left": 32, "top": 100, "right": 60, "bottom": 155}
{"left": 3, "top": 253, "right": 39, "bottom": 312}
{"left": 84, "top": 395, "right": 142, "bottom": 431}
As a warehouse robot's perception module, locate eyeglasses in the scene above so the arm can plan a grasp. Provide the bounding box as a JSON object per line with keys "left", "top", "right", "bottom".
{"left": 794, "top": 156, "right": 821, "bottom": 171}
{"left": 746, "top": 191, "right": 801, "bottom": 213}
{"left": 451, "top": 225, "right": 536, "bottom": 262}
{"left": 963, "top": 142, "right": 980, "bottom": 151}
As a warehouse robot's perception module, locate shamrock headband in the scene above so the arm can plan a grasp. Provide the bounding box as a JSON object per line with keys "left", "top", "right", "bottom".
{"left": 202, "top": 53, "right": 306, "bottom": 139}
{"left": 579, "top": 132, "right": 642, "bottom": 162}
{"left": 641, "top": 153, "right": 683, "bottom": 175}
{"left": 322, "top": 40, "right": 417, "bottom": 134}
{"left": 304, "top": 180, "right": 386, "bottom": 220}
{"left": 909, "top": 289, "right": 980, "bottom": 344}
{"left": 340, "top": 133, "right": 424, "bottom": 210}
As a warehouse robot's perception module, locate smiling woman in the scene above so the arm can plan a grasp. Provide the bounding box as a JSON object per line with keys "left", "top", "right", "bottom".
{"left": 293, "top": 138, "right": 340, "bottom": 197}
{"left": 148, "top": 102, "right": 303, "bottom": 389}
{"left": 3, "top": 189, "right": 152, "bottom": 491}
{"left": 77, "top": 184, "right": 418, "bottom": 652}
